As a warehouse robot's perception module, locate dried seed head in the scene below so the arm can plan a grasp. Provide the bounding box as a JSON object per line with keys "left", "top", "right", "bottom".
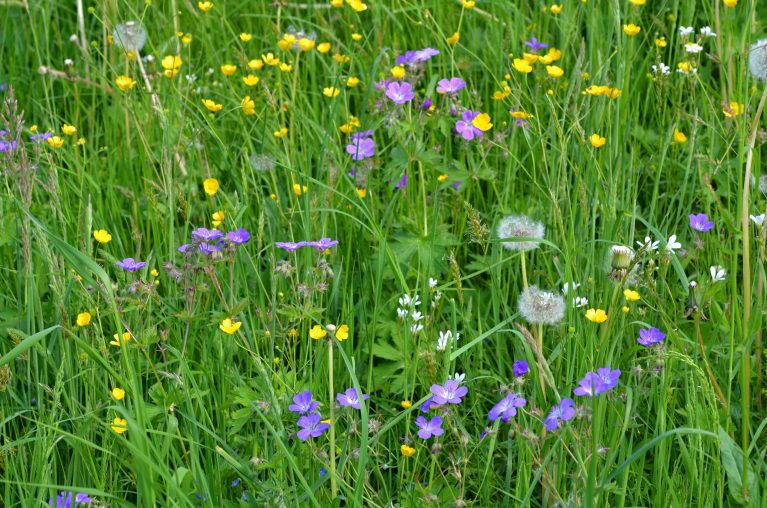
{"left": 497, "top": 214, "right": 545, "bottom": 251}
{"left": 518, "top": 285, "right": 565, "bottom": 325}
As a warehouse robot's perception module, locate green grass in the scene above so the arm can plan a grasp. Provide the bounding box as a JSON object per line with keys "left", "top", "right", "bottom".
{"left": 2, "top": 0, "right": 767, "bottom": 506}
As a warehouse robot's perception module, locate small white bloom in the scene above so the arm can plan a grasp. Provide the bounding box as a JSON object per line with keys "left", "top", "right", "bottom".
{"left": 399, "top": 294, "right": 412, "bottom": 307}
{"left": 453, "top": 372, "right": 466, "bottom": 384}
{"left": 666, "top": 234, "right": 682, "bottom": 253}
{"left": 651, "top": 63, "right": 670, "bottom": 76}
{"left": 411, "top": 311, "right": 423, "bottom": 322}
{"left": 637, "top": 236, "right": 660, "bottom": 252}
{"left": 144, "top": 54, "right": 155, "bottom": 62}
{"left": 64, "top": 58, "right": 74, "bottom": 66}
{"left": 185, "top": 74, "right": 198, "bottom": 83}
{"left": 700, "top": 26, "right": 716, "bottom": 37}
{"left": 207, "top": 67, "right": 215, "bottom": 75}
{"left": 396, "top": 308, "right": 408, "bottom": 318}
{"left": 410, "top": 323, "right": 424, "bottom": 334}
{"left": 710, "top": 265, "right": 726, "bottom": 282}
{"left": 750, "top": 214, "right": 765, "bottom": 228}
{"left": 679, "top": 26, "right": 695, "bottom": 36}
{"left": 428, "top": 277, "right": 438, "bottom": 288}
{"left": 69, "top": 34, "right": 79, "bottom": 43}
{"left": 562, "top": 282, "right": 580, "bottom": 295}
{"left": 573, "top": 296, "right": 589, "bottom": 308}
{"left": 684, "top": 42, "right": 704, "bottom": 54}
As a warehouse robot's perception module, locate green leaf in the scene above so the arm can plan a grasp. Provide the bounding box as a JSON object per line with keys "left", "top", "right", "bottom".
{"left": 719, "top": 426, "right": 759, "bottom": 505}
{"left": 0, "top": 325, "right": 60, "bottom": 367}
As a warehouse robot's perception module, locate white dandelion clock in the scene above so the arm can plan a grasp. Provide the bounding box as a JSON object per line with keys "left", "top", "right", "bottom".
{"left": 518, "top": 286, "right": 565, "bottom": 325}
{"left": 750, "top": 39, "right": 767, "bottom": 82}
{"left": 496, "top": 215, "right": 545, "bottom": 251}
{"left": 112, "top": 20, "right": 147, "bottom": 53}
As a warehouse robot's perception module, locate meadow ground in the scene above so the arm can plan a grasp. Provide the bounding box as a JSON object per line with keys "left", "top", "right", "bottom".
{"left": 1, "top": 0, "right": 767, "bottom": 506}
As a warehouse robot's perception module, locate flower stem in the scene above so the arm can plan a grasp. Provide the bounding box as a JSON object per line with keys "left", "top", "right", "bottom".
{"left": 327, "top": 339, "right": 337, "bottom": 499}
{"left": 520, "top": 251, "right": 529, "bottom": 290}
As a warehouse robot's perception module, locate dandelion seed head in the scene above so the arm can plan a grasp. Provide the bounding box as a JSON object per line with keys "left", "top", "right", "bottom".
{"left": 112, "top": 21, "right": 147, "bottom": 53}
{"left": 750, "top": 39, "right": 767, "bottom": 81}
{"left": 518, "top": 286, "right": 565, "bottom": 325}
{"left": 496, "top": 215, "right": 545, "bottom": 251}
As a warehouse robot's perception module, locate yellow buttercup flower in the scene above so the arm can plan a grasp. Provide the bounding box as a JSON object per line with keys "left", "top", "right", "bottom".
{"left": 219, "top": 318, "right": 242, "bottom": 334}
{"left": 437, "top": 173, "right": 448, "bottom": 182}
{"left": 202, "top": 99, "right": 222, "bottom": 113}
{"left": 510, "top": 111, "right": 533, "bottom": 120}
{"left": 110, "top": 332, "right": 131, "bottom": 347}
{"left": 335, "top": 324, "right": 349, "bottom": 341}
{"left": 241, "top": 96, "right": 256, "bottom": 116}
{"left": 623, "top": 288, "right": 640, "bottom": 302}
{"left": 346, "top": 76, "right": 360, "bottom": 87}
{"left": 243, "top": 74, "right": 260, "bottom": 86}
{"left": 115, "top": 75, "right": 136, "bottom": 91}
{"left": 677, "top": 61, "right": 695, "bottom": 74}
{"left": 462, "top": 0, "right": 475, "bottom": 7}
{"left": 400, "top": 444, "right": 416, "bottom": 457}
{"left": 240, "top": 33, "right": 252, "bottom": 42}
{"left": 212, "top": 210, "right": 225, "bottom": 227}
{"left": 298, "top": 38, "right": 315, "bottom": 51}
{"left": 331, "top": 0, "right": 343, "bottom": 7}
{"left": 391, "top": 66, "right": 406, "bottom": 79}
{"left": 446, "top": 32, "right": 460, "bottom": 45}
{"left": 673, "top": 129, "right": 687, "bottom": 143}
{"left": 522, "top": 53, "right": 539, "bottom": 65}
{"left": 623, "top": 24, "right": 641, "bottom": 36}
{"left": 333, "top": 53, "right": 351, "bottom": 64}
{"left": 655, "top": 37, "right": 667, "bottom": 48}
{"left": 47, "top": 136, "right": 64, "bottom": 148}
{"left": 723, "top": 0, "right": 737, "bottom": 6}
{"left": 589, "top": 134, "right": 606, "bottom": 148}
{"left": 197, "top": 1, "right": 213, "bottom": 12}
{"left": 203, "top": 178, "right": 220, "bottom": 196}
{"left": 220, "top": 64, "right": 237, "bottom": 76}
{"left": 161, "top": 55, "right": 183, "bottom": 71}
{"left": 723, "top": 102, "right": 744, "bottom": 117}
{"left": 292, "top": 183, "right": 307, "bottom": 196}
{"left": 317, "top": 42, "right": 331, "bottom": 53}
{"left": 93, "top": 229, "right": 112, "bottom": 243}
{"left": 622, "top": 305, "right": 630, "bottom": 313}
{"left": 248, "top": 59, "right": 264, "bottom": 71}
{"left": 112, "top": 387, "right": 126, "bottom": 401}
{"left": 355, "top": 188, "right": 367, "bottom": 198}
{"left": 323, "top": 86, "right": 341, "bottom": 98}
{"left": 181, "top": 34, "right": 192, "bottom": 45}
{"left": 111, "top": 416, "right": 128, "bottom": 434}
{"left": 274, "top": 127, "right": 288, "bottom": 138}
{"left": 546, "top": 65, "right": 564, "bottom": 78}
{"left": 629, "top": 0, "right": 646, "bottom": 4}
{"left": 550, "top": 4, "right": 563, "bottom": 13}
{"left": 585, "top": 308, "right": 608, "bottom": 323}
{"left": 351, "top": 33, "right": 363, "bottom": 42}
{"left": 472, "top": 113, "right": 492, "bottom": 132}
{"left": 347, "top": 0, "right": 367, "bottom": 12}
{"left": 76, "top": 312, "right": 91, "bottom": 327}
{"left": 492, "top": 90, "right": 510, "bottom": 100}
{"left": 262, "top": 53, "right": 280, "bottom": 66}
{"left": 513, "top": 59, "right": 533, "bottom": 74}
{"left": 279, "top": 63, "right": 293, "bottom": 73}
{"left": 401, "top": 400, "right": 412, "bottom": 409}
{"left": 310, "top": 324, "right": 327, "bottom": 340}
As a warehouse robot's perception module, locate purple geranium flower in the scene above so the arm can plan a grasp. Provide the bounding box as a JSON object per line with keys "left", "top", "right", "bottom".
{"left": 430, "top": 379, "right": 468, "bottom": 405}
{"left": 31, "top": 131, "right": 53, "bottom": 143}
{"left": 512, "top": 360, "right": 529, "bottom": 377}
{"left": 420, "top": 396, "right": 436, "bottom": 412}
{"left": 573, "top": 372, "right": 603, "bottom": 397}
{"left": 350, "top": 130, "right": 374, "bottom": 141}
{"left": 488, "top": 392, "right": 526, "bottom": 422}
{"left": 594, "top": 367, "right": 621, "bottom": 393}
{"left": 178, "top": 243, "right": 191, "bottom": 253}
{"left": 543, "top": 398, "right": 576, "bottom": 431}
{"left": 227, "top": 228, "right": 250, "bottom": 245}
{"left": 455, "top": 110, "right": 483, "bottom": 140}
{"left": 395, "top": 48, "right": 440, "bottom": 66}
{"left": 0, "top": 139, "right": 17, "bottom": 153}
{"left": 436, "top": 77, "right": 466, "bottom": 95}
{"left": 275, "top": 241, "right": 307, "bottom": 251}
{"left": 307, "top": 237, "right": 339, "bottom": 250}
{"left": 296, "top": 413, "right": 330, "bottom": 441}
{"left": 415, "top": 415, "right": 444, "bottom": 439}
{"left": 336, "top": 387, "right": 368, "bottom": 409}
{"left": 421, "top": 98, "right": 433, "bottom": 110}
{"left": 637, "top": 327, "right": 666, "bottom": 347}
{"left": 385, "top": 82, "right": 415, "bottom": 105}
{"left": 192, "top": 227, "right": 224, "bottom": 242}
{"left": 689, "top": 213, "right": 714, "bottom": 233}
{"left": 524, "top": 36, "right": 549, "bottom": 53}
{"left": 289, "top": 391, "right": 319, "bottom": 414}
{"left": 395, "top": 173, "right": 408, "bottom": 189}
{"left": 346, "top": 137, "right": 375, "bottom": 161}
{"left": 198, "top": 242, "right": 220, "bottom": 254}
{"left": 116, "top": 258, "right": 146, "bottom": 272}
{"left": 48, "top": 491, "right": 92, "bottom": 507}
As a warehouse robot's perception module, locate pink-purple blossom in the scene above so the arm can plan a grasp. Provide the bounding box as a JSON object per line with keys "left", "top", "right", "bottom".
{"left": 415, "top": 415, "right": 444, "bottom": 439}
{"left": 296, "top": 413, "right": 329, "bottom": 441}
{"left": 115, "top": 258, "right": 146, "bottom": 272}
{"left": 385, "top": 82, "right": 415, "bottom": 104}
{"left": 336, "top": 387, "right": 368, "bottom": 409}
{"left": 455, "top": 110, "right": 484, "bottom": 140}
{"left": 436, "top": 77, "right": 466, "bottom": 94}
{"left": 430, "top": 379, "right": 468, "bottom": 405}
{"left": 488, "top": 392, "right": 526, "bottom": 422}
{"left": 543, "top": 398, "right": 576, "bottom": 431}
{"left": 689, "top": 213, "right": 714, "bottom": 232}
{"left": 637, "top": 327, "right": 666, "bottom": 346}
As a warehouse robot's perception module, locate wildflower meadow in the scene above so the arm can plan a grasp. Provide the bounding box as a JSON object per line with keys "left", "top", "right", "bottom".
{"left": 3, "top": 0, "right": 767, "bottom": 506}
